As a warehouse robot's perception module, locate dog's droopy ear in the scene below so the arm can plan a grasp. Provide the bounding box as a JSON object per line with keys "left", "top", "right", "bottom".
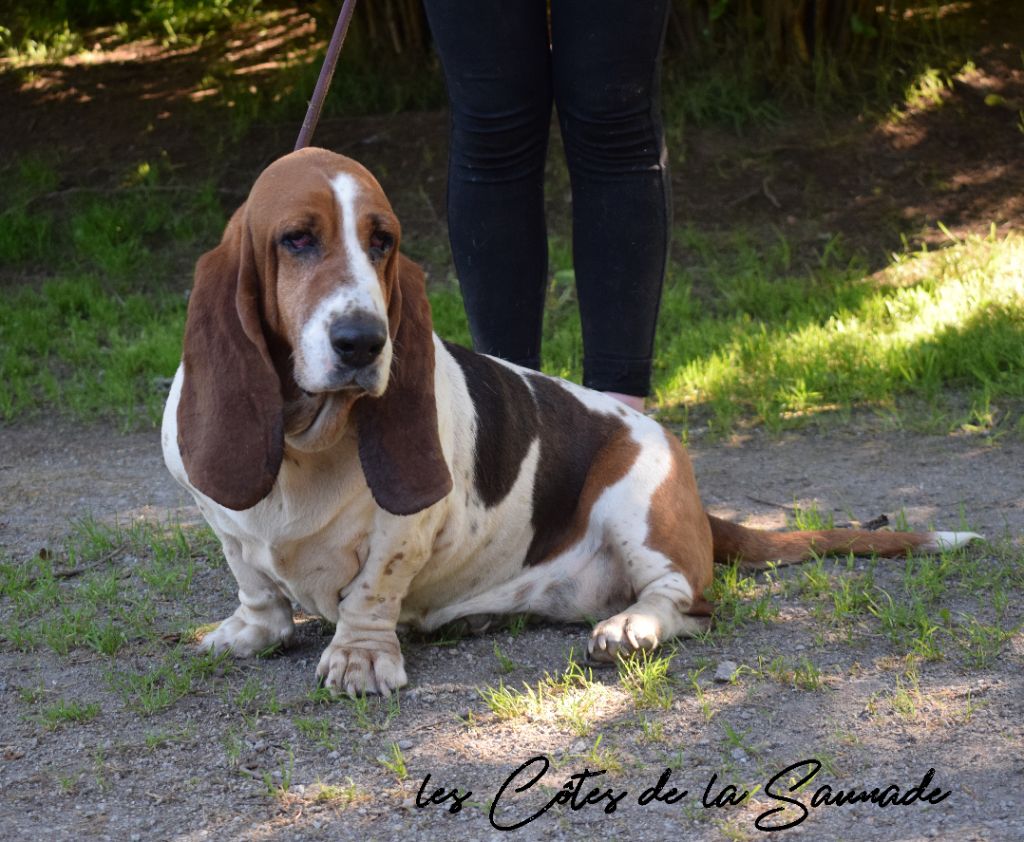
{"left": 177, "top": 207, "right": 284, "bottom": 510}
{"left": 354, "top": 254, "right": 453, "bottom": 516}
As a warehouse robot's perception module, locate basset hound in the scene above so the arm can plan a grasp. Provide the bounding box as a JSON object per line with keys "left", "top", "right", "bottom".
{"left": 162, "top": 148, "right": 979, "bottom": 696}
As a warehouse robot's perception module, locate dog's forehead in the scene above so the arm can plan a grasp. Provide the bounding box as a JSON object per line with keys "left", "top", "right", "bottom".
{"left": 247, "top": 149, "right": 391, "bottom": 225}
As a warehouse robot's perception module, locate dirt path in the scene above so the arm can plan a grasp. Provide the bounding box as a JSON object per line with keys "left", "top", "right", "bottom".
{"left": 1, "top": 420, "right": 1021, "bottom": 841}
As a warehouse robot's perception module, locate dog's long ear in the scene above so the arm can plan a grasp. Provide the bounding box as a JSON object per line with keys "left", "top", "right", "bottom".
{"left": 177, "top": 207, "right": 284, "bottom": 510}
{"left": 354, "top": 253, "right": 453, "bottom": 516}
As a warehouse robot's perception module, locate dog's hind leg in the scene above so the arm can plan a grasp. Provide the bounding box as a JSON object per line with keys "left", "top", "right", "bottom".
{"left": 587, "top": 429, "right": 715, "bottom": 661}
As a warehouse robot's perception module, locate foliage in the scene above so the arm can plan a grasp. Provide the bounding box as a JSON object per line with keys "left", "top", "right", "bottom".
{"left": 1, "top": 1, "right": 978, "bottom": 122}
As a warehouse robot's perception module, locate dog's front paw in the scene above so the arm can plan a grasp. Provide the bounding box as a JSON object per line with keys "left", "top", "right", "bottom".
{"left": 588, "top": 611, "right": 662, "bottom": 662}
{"left": 199, "top": 609, "right": 294, "bottom": 658}
{"left": 316, "top": 631, "right": 407, "bottom": 697}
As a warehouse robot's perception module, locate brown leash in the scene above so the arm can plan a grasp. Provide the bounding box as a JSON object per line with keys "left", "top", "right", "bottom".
{"left": 294, "top": 0, "right": 359, "bottom": 151}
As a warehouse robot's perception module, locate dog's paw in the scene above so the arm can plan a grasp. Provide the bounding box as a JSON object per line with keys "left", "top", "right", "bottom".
{"left": 588, "top": 611, "right": 662, "bottom": 662}
{"left": 316, "top": 632, "right": 407, "bottom": 697}
{"left": 198, "top": 611, "right": 294, "bottom": 658}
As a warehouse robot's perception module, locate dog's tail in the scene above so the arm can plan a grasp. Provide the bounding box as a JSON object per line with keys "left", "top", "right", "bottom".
{"left": 706, "top": 514, "right": 980, "bottom": 567}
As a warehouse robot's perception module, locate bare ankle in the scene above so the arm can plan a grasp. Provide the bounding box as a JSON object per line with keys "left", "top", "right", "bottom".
{"left": 603, "top": 391, "right": 646, "bottom": 413}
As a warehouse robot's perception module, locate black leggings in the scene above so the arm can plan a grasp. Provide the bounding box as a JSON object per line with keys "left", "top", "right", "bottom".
{"left": 423, "top": 0, "right": 671, "bottom": 396}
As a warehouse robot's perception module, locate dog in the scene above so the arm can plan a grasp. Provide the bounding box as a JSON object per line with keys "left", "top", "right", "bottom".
{"left": 162, "top": 148, "right": 979, "bottom": 696}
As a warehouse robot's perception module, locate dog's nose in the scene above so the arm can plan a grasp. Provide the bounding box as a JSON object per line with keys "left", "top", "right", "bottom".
{"left": 329, "top": 317, "right": 387, "bottom": 369}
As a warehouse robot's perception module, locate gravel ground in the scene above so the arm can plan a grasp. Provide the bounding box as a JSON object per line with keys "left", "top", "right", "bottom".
{"left": 1, "top": 417, "right": 1022, "bottom": 841}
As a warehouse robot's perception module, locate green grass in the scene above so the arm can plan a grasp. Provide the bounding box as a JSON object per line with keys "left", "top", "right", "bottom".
{"left": 1, "top": 0, "right": 262, "bottom": 60}
{"left": 36, "top": 699, "right": 102, "bottom": 730}
{"left": 653, "top": 226, "right": 1024, "bottom": 435}
{"left": 478, "top": 649, "right": 601, "bottom": 733}
{"left": 757, "top": 655, "right": 827, "bottom": 691}
{"left": 3, "top": 140, "right": 1021, "bottom": 435}
{"left": 378, "top": 741, "right": 409, "bottom": 782}
{"left": 105, "top": 646, "right": 232, "bottom": 715}
{"left": 0, "top": 516, "right": 219, "bottom": 655}
{"left": 617, "top": 648, "right": 677, "bottom": 710}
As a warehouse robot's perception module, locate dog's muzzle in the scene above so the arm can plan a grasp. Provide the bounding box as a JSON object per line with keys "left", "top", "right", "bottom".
{"left": 324, "top": 314, "right": 389, "bottom": 393}
{"left": 330, "top": 315, "right": 386, "bottom": 369}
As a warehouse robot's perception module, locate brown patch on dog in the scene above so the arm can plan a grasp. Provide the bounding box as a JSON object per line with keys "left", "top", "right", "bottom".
{"left": 523, "top": 376, "right": 633, "bottom": 566}
{"left": 177, "top": 206, "right": 284, "bottom": 511}
{"left": 529, "top": 427, "right": 641, "bottom": 565}
{"left": 354, "top": 255, "right": 453, "bottom": 516}
{"left": 445, "top": 343, "right": 539, "bottom": 508}
{"left": 706, "top": 515, "right": 937, "bottom": 566}
{"left": 645, "top": 429, "right": 715, "bottom": 605}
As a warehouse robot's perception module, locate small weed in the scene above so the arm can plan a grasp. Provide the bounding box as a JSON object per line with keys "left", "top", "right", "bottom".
{"left": 36, "top": 699, "right": 101, "bottom": 730}
{"left": 617, "top": 648, "right": 676, "bottom": 710}
{"left": 888, "top": 674, "right": 921, "bottom": 721}
{"left": 295, "top": 716, "right": 337, "bottom": 751}
{"left": 707, "top": 564, "right": 779, "bottom": 635}
{"left": 222, "top": 728, "right": 244, "bottom": 768}
{"left": 789, "top": 502, "right": 835, "bottom": 531}
{"left": 261, "top": 748, "right": 295, "bottom": 799}
{"left": 687, "top": 667, "right": 716, "bottom": 722}
{"left": 17, "top": 684, "right": 47, "bottom": 705}
{"left": 493, "top": 642, "right": 518, "bottom": 674}
{"left": 344, "top": 691, "right": 401, "bottom": 732}
{"left": 479, "top": 649, "right": 600, "bottom": 732}
{"left": 758, "top": 655, "right": 827, "bottom": 691}
{"left": 106, "top": 646, "right": 232, "bottom": 715}
{"left": 955, "top": 616, "right": 1021, "bottom": 669}
{"left": 313, "top": 776, "right": 365, "bottom": 806}
{"left": 720, "top": 721, "right": 758, "bottom": 759}
{"left": 379, "top": 742, "right": 408, "bottom": 782}
{"left": 144, "top": 726, "right": 193, "bottom": 751}
{"left": 506, "top": 614, "right": 529, "bottom": 637}
{"left": 582, "top": 735, "right": 624, "bottom": 774}
{"left": 870, "top": 588, "right": 944, "bottom": 660}
{"left": 638, "top": 717, "right": 666, "bottom": 743}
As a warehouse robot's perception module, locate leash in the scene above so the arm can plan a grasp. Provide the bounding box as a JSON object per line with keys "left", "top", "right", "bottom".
{"left": 294, "top": 0, "right": 359, "bottom": 151}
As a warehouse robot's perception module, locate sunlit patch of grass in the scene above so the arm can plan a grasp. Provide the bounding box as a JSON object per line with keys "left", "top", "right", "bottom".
{"left": 757, "top": 655, "right": 827, "bottom": 691}
{"left": 617, "top": 648, "right": 676, "bottom": 710}
{"left": 654, "top": 227, "right": 1024, "bottom": 432}
{"left": 479, "top": 649, "right": 605, "bottom": 734}
{"left": 788, "top": 502, "right": 835, "bottom": 531}
{"left": 706, "top": 564, "right": 780, "bottom": 636}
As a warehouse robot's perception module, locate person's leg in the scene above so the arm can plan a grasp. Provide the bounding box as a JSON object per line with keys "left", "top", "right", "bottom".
{"left": 422, "top": 1, "right": 552, "bottom": 370}
{"left": 550, "top": 0, "right": 672, "bottom": 400}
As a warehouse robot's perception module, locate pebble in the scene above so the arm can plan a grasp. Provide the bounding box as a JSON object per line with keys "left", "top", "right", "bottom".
{"left": 714, "top": 661, "right": 738, "bottom": 683}
{"left": 397, "top": 739, "right": 414, "bottom": 750}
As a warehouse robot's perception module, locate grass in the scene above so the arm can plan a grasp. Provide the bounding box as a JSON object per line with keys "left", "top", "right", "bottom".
{"left": 478, "top": 649, "right": 604, "bottom": 734}
{"left": 705, "top": 563, "right": 781, "bottom": 637}
{"left": 1, "top": 0, "right": 262, "bottom": 60}
{"left": 0, "top": 515, "right": 218, "bottom": 655}
{"left": 757, "top": 655, "right": 827, "bottom": 691}
{"left": 378, "top": 742, "right": 408, "bottom": 782}
{"left": 36, "top": 699, "right": 102, "bottom": 731}
{"left": 652, "top": 225, "right": 1024, "bottom": 435}
{"left": 6, "top": 160, "right": 1020, "bottom": 436}
{"left": 617, "top": 649, "right": 677, "bottom": 710}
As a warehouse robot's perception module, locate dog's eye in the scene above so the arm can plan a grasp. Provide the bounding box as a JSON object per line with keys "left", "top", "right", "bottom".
{"left": 368, "top": 230, "right": 394, "bottom": 262}
{"left": 282, "top": 231, "right": 317, "bottom": 254}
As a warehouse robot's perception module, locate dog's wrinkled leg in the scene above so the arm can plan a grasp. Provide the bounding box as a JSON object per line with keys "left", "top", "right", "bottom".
{"left": 316, "top": 521, "right": 435, "bottom": 696}
{"left": 199, "top": 534, "right": 295, "bottom": 657}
